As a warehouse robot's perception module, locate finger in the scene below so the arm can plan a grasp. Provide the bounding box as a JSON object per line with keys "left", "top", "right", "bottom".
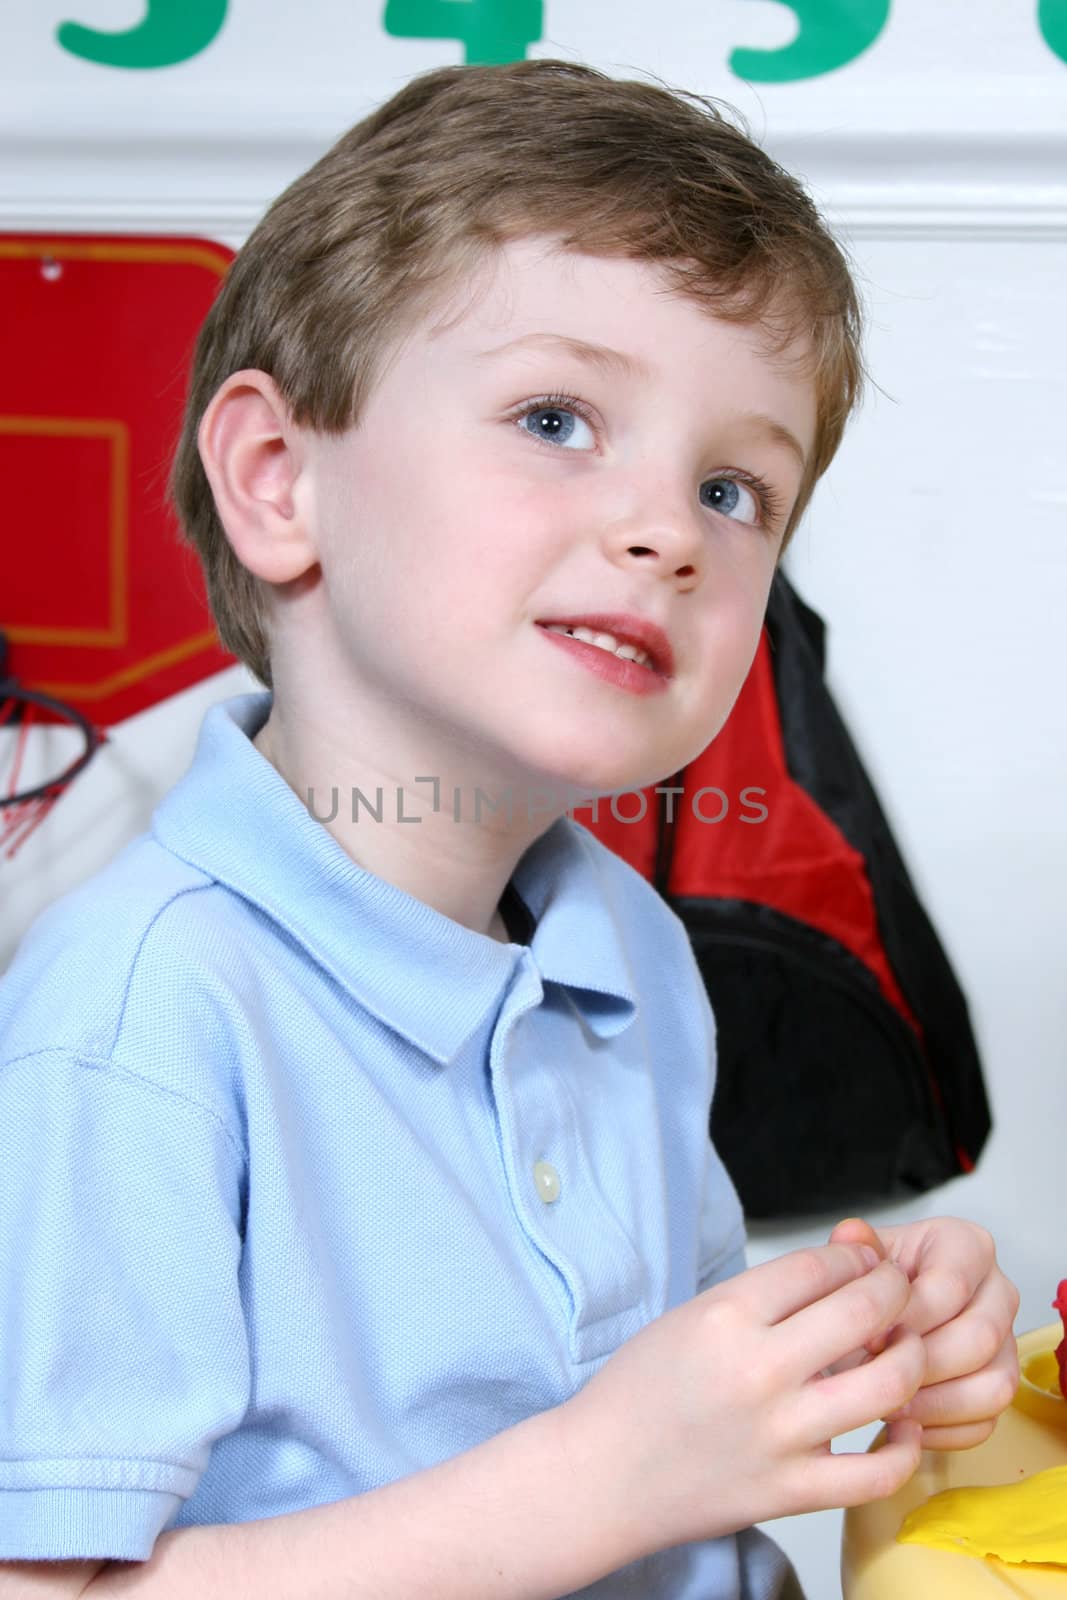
{"left": 917, "top": 1419, "right": 997, "bottom": 1451}
{"left": 729, "top": 1242, "right": 885, "bottom": 1326}
{"left": 781, "top": 1259, "right": 912, "bottom": 1379}
{"left": 893, "top": 1261, "right": 975, "bottom": 1337}
{"left": 908, "top": 1270, "right": 1020, "bottom": 1387}
{"left": 794, "top": 1324, "right": 925, "bottom": 1443}
{"left": 828, "top": 1218, "right": 887, "bottom": 1260}
{"left": 793, "top": 1419, "right": 923, "bottom": 1511}
{"left": 827, "top": 1222, "right": 899, "bottom": 1358}
{"left": 885, "top": 1336, "right": 1019, "bottom": 1429}
{"left": 888, "top": 1220, "right": 995, "bottom": 1337}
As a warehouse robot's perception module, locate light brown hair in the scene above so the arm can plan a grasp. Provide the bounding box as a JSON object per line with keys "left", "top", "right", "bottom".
{"left": 169, "top": 57, "right": 865, "bottom": 689}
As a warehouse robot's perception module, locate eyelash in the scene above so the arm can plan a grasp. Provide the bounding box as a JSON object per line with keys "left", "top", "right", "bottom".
{"left": 509, "top": 390, "right": 787, "bottom": 531}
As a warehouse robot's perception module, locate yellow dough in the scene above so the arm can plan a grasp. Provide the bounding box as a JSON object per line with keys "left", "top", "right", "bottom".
{"left": 843, "top": 1324, "right": 1067, "bottom": 1597}
{"left": 897, "top": 1464, "right": 1067, "bottom": 1567}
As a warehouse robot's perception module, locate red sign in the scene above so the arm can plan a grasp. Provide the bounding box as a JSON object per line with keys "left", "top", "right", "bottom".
{"left": 0, "top": 232, "right": 236, "bottom": 724}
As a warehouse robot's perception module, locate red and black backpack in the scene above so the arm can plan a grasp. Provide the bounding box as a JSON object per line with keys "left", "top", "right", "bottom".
{"left": 581, "top": 570, "right": 991, "bottom": 1218}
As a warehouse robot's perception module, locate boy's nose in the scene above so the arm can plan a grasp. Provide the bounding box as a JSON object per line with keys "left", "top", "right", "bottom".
{"left": 610, "top": 524, "right": 704, "bottom": 586}
{"left": 598, "top": 487, "right": 707, "bottom": 586}
{"left": 623, "top": 541, "right": 699, "bottom": 583}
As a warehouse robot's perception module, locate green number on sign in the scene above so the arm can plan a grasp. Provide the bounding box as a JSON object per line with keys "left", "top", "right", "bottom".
{"left": 383, "top": 0, "right": 543, "bottom": 65}
{"left": 1039, "top": 0, "right": 1067, "bottom": 62}
{"left": 730, "top": 0, "right": 890, "bottom": 82}
{"left": 57, "top": 0, "right": 228, "bottom": 69}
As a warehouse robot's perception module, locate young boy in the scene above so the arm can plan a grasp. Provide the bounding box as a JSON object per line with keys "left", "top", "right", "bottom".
{"left": 0, "top": 58, "right": 1018, "bottom": 1600}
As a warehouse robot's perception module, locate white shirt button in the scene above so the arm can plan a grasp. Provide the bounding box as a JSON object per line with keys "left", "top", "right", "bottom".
{"left": 533, "top": 1160, "right": 561, "bottom": 1203}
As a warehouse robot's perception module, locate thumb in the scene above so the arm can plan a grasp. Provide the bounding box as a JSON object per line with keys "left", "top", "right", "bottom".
{"left": 829, "top": 1217, "right": 887, "bottom": 1259}
{"left": 828, "top": 1219, "right": 899, "bottom": 1358}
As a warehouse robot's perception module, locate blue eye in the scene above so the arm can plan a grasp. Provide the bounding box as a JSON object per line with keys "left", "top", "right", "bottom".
{"left": 702, "top": 478, "right": 760, "bottom": 525}
{"left": 514, "top": 394, "right": 596, "bottom": 450}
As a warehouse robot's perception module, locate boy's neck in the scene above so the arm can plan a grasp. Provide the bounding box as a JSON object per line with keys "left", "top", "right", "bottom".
{"left": 251, "top": 712, "right": 537, "bottom": 945}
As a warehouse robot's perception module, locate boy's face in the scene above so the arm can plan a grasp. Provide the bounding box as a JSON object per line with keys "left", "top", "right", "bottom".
{"left": 294, "top": 237, "right": 816, "bottom": 808}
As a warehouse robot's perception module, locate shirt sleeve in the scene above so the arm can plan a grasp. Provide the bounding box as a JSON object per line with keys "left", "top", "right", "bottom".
{"left": 690, "top": 977, "right": 748, "bottom": 1294}
{"left": 0, "top": 1049, "right": 250, "bottom": 1561}
{"left": 696, "top": 1148, "right": 748, "bottom": 1292}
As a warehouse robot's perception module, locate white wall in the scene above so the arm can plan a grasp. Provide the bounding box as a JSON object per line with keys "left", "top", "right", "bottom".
{"left": 745, "top": 227, "right": 1067, "bottom": 1592}
{"left": 3, "top": 5, "right": 1066, "bottom": 1595}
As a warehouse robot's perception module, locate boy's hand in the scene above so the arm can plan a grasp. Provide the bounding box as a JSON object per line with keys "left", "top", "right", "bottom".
{"left": 561, "top": 1243, "right": 925, "bottom": 1556}
{"left": 829, "top": 1216, "right": 1020, "bottom": 1451}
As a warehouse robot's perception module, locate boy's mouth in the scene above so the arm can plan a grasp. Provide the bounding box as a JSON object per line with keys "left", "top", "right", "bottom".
{"left": 535, "top": 614, "right": 674, "bottom": 677}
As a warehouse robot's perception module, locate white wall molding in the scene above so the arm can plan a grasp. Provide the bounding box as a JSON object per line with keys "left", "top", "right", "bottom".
{"left": 2, "top": 131, "right": 1066, "bottom": 243}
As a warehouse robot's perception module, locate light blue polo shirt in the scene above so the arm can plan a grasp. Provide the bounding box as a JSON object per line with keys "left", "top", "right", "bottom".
{"left": 0, "top": 690, "right": 798, "bottom": 1597}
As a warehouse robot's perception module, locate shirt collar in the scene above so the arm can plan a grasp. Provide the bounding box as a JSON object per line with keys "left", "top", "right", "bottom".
{"left": 152, "top": 691, "right": 637, "bottom": 1063}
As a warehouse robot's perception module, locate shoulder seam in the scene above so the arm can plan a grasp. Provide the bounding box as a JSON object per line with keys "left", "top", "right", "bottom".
{"left": 0, "top": 1045, "right": 248, "bottom": 1163}
{"left": 109, "top": 877, "right": 213, "bottom": 1056}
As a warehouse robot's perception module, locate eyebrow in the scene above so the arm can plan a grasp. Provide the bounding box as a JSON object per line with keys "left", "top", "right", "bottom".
{"left": 477, "top": 332, "right": 808, "bottom": 470}
{"left": 725, "top": 412, "right": 809, "bottom": 472}
{"left": 477, "top": 331, "right": 654, "bottom": 383}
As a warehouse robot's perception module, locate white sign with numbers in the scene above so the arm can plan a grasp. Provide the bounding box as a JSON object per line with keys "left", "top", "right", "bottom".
{"left": 2, "top": 0, "right": 1066, "bottom": 239}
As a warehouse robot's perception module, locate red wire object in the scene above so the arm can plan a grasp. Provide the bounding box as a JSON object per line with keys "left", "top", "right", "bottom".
{"left": 0, "top": 632, "right": 109, "bottom": 861}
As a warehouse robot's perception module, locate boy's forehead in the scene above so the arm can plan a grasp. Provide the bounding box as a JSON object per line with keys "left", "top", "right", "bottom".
{"left": 414, "top": 236, "right": 818, "bottom": 455}
{"left": 426, "top": 237, "right": 688, "bottom": 349}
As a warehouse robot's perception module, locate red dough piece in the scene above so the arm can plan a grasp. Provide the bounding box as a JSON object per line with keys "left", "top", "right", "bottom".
{"left": 1054, "top": 1280, "right": 1067, "bottom": 1399}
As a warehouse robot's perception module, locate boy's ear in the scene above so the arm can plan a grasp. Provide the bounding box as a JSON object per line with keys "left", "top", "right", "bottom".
{"left": 197, "top": 370, "right": 318, "bottom": 584}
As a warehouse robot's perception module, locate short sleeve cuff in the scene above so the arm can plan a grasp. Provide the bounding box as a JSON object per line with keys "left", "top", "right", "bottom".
{"left": 0, "top": 1487, "right": 184, "bottom": 1562}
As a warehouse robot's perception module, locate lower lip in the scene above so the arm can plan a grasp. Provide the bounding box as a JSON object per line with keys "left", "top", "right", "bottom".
{"left": 537, "top": 626, "right": 669, "bottom": 696}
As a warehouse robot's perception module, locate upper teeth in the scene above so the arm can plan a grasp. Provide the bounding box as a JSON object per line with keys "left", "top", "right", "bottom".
{"left": 545, "top": 625, "right": 651, "bottom": 667}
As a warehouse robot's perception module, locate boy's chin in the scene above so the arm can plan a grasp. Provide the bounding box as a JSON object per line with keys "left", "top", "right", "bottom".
{"left": 515, "top": 733, "right": 684, "bottom": 795}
